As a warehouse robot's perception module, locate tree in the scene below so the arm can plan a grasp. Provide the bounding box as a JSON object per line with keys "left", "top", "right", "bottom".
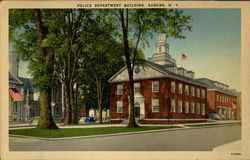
{"left": 9, "top": 9, "right": 58, "bottom": 129}
{"left": 39, "top": 9, "right": 94, "bottom": 124}
{"left": 84, "top": 34, "right": 124, "bottom": 123}
{"left": 109, "top": 9, "right": 192, "bottom": 127}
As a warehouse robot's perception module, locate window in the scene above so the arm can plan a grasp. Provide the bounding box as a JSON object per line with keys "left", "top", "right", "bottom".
{"left": 223, "top": 107, "right": 227, "bottom": 117}
{"left": 216, "top": 106, "right": 222, "bottom": 114}
{"left": 201, "top": 90, "right": 205, "bottom": 99}
{"left": 170, "top": 99, "right": 175, "bottom": 112}
{"left": 185, "top": 101, "right": 189, "bottom": 113}
{"left": 152, "top": 99, "right": 159, "bottom": 112}
{"left": 216, "top": 95, "right": 219, "bottom": 102}
{"left": 178, "top": 83, "right": 183, "bottom": 94}
{"left": 191, "top": 102, "right": 195, "bottom": 114}
{"left": 196, "top": 88, "right": 200, "bottom": 98}
{"left": 171, "top": 81, "right": 176, "bottom": 93}
{"left": 220, "top": 96, "right": 222, "bottom": 102}
{"left": 14, "top": 102, "right": 18, "bottom": 112}
{"left": 117, "top": 85, "right": 123, "bottom": 95}
{"left": 185, "top": 85, "right": 189, "bottom": 95}
{"left": 134, "top": 83, "right": 140, "bottom": 93}
{"left": 191, "top": 87, "right": 195, "bottom": 96}
{"left": 196, "top": 103, "right": 200, "bottom": 114}
{"left": 178, "top": 100, "right": 182, "bottom": 113}
{"left": 201, "top": 104, "right": 205, "bottom": 115}
{"left": 159, "top": 46, "right": 162, "bottom": 52}
{"left": 227, "top": 108, "right": 231, "bottom": 119}
{"left": 152, "top": 81, "right": 159, "bottom": 92}
{"left": 116, "top": 101, "right": 123, "bottom": 113}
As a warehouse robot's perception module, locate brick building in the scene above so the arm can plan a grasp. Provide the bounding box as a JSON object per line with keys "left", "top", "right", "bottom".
{"left": 196, "top": 78, "right": 237, "bottom": 120}
{"left": 108, "top": 34, "right": 209, "bottom": 124}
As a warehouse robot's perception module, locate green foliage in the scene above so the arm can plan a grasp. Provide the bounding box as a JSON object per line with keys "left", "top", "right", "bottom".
{"left": 79, "top": 25, "right": 125, "bottom": 110}
{"left": 9, "top": 9, "right": 57, "bottom": 90}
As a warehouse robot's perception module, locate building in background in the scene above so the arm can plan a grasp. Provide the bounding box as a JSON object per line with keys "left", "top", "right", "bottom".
{"left": 196, "top": 78, "right": 237, "bottom": 120}
{"left": 9, "top": 72, "right": 24, "bottom": 122}
{"left": 109, "top": 33, "right": 208, "bottom": 124}
{"left": 9, "top": 52, "right": 63, "bottom": 123}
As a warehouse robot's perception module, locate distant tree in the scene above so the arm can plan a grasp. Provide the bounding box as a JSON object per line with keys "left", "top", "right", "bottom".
{"left": 83, "top": 12, "right": 124, "bottom": 123}
{"left": 107, "top": 9, "right": 192, "bottom": 127}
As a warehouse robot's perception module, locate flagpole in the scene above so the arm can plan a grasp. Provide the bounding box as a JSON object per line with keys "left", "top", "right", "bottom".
{"left": 182, "top": 54, "right": 184, "bottom": 76}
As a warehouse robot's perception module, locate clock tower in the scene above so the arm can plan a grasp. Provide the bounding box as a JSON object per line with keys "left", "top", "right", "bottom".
{"left": 148, "top": 33, "right": 176, "bottom": 66}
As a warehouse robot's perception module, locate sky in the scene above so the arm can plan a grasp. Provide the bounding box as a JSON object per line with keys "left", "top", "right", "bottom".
{"left": 141, "top": 9, "right": 241, "bottom": 91}
{"left": 17, "top": 9, "right": 241, "bottom": 91}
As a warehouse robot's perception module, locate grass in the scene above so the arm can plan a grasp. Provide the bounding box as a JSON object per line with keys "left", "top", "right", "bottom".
{"left": 184, "top": 122, "right": 241, "bottom": 128}
{"left": 63, "top": 122, "right": 109, "bottom": 126}
{"left": 9, "top": 126, "right": 181, "bottom": 138}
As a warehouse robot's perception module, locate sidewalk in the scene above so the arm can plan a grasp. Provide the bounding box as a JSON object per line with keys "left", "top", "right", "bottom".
{"left": 212, "top": 140, "right": 241, "bottom": 151}
{"left": 9, "top": 120, "right": 241, "bottom": 129}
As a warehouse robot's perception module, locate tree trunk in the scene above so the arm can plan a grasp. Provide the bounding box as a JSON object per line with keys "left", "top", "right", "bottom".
{"left": 37, "top": 89, "right": 58, "bottom": 129}
{"left": 97, "top": 80, "right": 103, "bottom": 123}
{"left": 64, "top": 83, "right": 72, "bottom": 124}
{"left": 70, "top": 83, "right": 77, "bottom": 124}
{"left": 119, "top": 9, "right": 138, "bottom": 128}
{"left": 33, "top": 9, "right": 58, "bottom": 129}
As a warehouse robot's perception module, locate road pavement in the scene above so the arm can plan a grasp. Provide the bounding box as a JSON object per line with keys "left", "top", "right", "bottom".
{"left": 9, "top": 125, "right": 241, "bottom": 151}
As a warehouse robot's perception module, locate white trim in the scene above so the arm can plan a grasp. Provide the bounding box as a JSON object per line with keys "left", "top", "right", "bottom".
{"left": 108, "top": 66, "right": 127, "bottom": 82}
{"left": 152, "top": 81, "right": 159, "bottom": 93}
{"left": 9, "top": 72, "right": 23, "bottom": 85}
{"left": 108, "top": 64, "right": 207, "bottom": 88}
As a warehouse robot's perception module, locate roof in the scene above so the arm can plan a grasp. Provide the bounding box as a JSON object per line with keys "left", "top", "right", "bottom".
{"left": 18, "top": 77, "right": 34, "bottom": 93}
{"left": 29, "top": 79, "right": 39, "bottom": 92}
{"left": 9, "top": 72, "right": 23, "bottom": 85}
{"left": 187, "top": 71, "right": 194, "bottom": 73}
{"left": 161, "top": 63, "right": 176, "bottom": 68}
{"left": 196, "top": 78, "right": 236, "bottom": 96}
{"left": 109, "top": 60, "right": 208, "bottom": 88}
{"left": 147, "top": 61, "right": 207, "bottom": 87}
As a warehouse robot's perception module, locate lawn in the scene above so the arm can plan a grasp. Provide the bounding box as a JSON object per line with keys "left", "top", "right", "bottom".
{"left": 9, "top": 126, "right": 181, "bottom": 138}
{"left": 184, "top": 122, "right": 241, "bottom": 128}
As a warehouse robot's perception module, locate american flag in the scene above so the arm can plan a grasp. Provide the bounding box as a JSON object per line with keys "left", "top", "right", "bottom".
{"left": 182, "top": 54, "right": 188, "bottom": 60}
{"left": 9, "top": 88, "right": 22, "bottom": 101}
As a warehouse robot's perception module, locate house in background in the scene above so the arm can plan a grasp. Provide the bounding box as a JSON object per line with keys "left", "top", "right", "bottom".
{"left": 109, "top": 33, "right": 208, "bottom": 124}
{"left": 9, "top": 72, "right": 24, "bottom": 122}
{"left": 9, "top": 51, "right": 63, "bottom": 123}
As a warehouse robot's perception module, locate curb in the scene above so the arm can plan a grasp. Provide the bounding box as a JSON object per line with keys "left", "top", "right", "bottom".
{"left": 9, "top": 123, "right": 241, "bottom": 141}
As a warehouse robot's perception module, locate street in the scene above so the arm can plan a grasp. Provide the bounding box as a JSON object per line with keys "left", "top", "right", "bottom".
{"left": 9, "top": 125, "right": 241, "bottom": 151}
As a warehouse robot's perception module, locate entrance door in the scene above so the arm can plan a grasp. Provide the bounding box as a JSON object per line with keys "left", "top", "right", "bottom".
{"left": 134, "top": 102, "right": 140, "bottom": 118}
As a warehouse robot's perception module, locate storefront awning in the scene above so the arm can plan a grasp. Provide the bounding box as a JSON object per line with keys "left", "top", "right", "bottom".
{"left": 9, "top": 88, "right": 22, "bottom": 101}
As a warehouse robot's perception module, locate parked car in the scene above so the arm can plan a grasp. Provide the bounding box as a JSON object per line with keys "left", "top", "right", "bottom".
{"left": 78, "top": 117, "right": 95, "bottom": 124}
{"left": 78, "top": 117, "right": 87, "bottom": 124}
{"left": 85, "top": 117, "right": 95, "bottom": 123}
